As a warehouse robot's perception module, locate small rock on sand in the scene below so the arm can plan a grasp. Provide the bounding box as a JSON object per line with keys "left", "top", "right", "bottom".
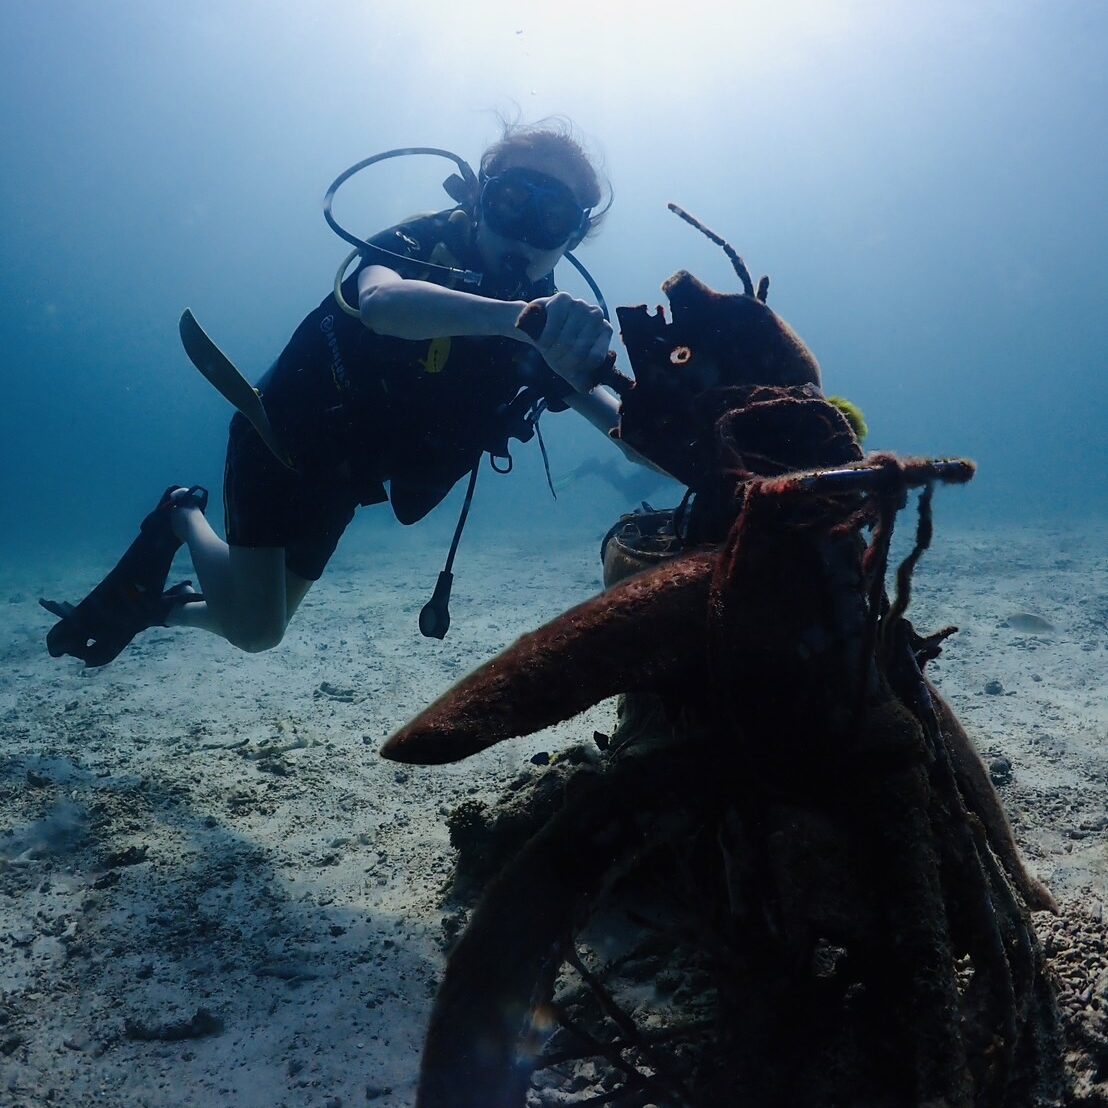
{"left": 1004, "top": 612, "right": 1055, "bottom": 633}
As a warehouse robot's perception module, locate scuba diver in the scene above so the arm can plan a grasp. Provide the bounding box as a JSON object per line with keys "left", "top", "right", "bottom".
{"left": 554, "top": 454, "right": 675, "bottom": 506}
{"left": 41, "top": 120, "right": 627, "bottom": 665}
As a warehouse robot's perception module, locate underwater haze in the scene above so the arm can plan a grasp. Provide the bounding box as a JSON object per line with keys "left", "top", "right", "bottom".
{"left": 2, "top": 0, "right": 1106, "bottom": 567}
{"left": 2, "top": 4, "right": 1108, "bottom": 1105}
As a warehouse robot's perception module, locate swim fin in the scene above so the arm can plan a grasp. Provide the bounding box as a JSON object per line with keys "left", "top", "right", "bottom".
{"left": 39, "top": 486, "right": 208, "bottom": 667}
{"left": 179, "top": 309, "right": 295, "bottom": 470}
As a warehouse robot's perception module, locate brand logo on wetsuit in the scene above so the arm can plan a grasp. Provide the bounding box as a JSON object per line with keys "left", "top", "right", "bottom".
{"left": 320, "top": 314, "right": 350, "bottom": 390}
{"left": 419, "top": 337, "right": 451, "bottom": 374}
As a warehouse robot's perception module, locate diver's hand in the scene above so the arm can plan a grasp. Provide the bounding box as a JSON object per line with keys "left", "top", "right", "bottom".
{"left": 518, "top": 292, "right": 612, "bottom": 392}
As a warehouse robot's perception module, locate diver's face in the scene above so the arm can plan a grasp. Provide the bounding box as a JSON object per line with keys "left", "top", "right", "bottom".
{"left": 476, "top": 150, "right": 587, "bottom": 285}
{"left": 476, "top": 221, "right": 568, "bottom": 286}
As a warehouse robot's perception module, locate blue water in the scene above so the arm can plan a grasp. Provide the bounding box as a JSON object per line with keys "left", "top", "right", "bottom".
{"left": 2, "top": 1, "right": 1105, "bottom": 571}
{"left": 1, "top": 5, "right": 1106, "bottom": 1104}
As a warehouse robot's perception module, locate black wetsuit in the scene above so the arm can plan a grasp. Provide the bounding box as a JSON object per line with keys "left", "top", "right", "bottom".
{"left": 224, "top": 208, "right": 570, "bottom": 580}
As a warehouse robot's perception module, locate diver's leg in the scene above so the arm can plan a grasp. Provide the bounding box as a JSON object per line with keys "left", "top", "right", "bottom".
{"left": 166, "top": 500, "right": 233, "bottom": 626}
{"left": 167, "top": 558, "right": 313, "bottom": 650}
{"left": 284, "top": 571, "right": 314, "bottom": 620}
{"left": 167, "top": 501, "right": 303, "bottom": 652}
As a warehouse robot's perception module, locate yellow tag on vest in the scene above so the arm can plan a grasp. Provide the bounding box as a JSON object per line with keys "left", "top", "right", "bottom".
{"left": 420, "top": 337, "right": 451, "bottom": 374}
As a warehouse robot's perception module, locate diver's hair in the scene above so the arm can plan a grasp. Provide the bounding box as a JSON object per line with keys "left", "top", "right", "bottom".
{"left": 480, "top": 115, "right": 612, "bottom": 239}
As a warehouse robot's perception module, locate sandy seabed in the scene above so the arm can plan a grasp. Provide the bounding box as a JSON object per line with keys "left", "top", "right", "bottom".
{"left": 1, "top": 516, "right": 1105, "bottom": 1107}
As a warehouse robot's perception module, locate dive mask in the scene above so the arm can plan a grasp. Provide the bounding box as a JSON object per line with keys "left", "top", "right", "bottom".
{"left": 480, "top": 167, "right": 590, "bottom": 250}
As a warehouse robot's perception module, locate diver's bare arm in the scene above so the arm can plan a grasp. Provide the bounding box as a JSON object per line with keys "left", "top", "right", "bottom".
{"left": 359, "top": 266, "right": 525, "bottom": 340}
